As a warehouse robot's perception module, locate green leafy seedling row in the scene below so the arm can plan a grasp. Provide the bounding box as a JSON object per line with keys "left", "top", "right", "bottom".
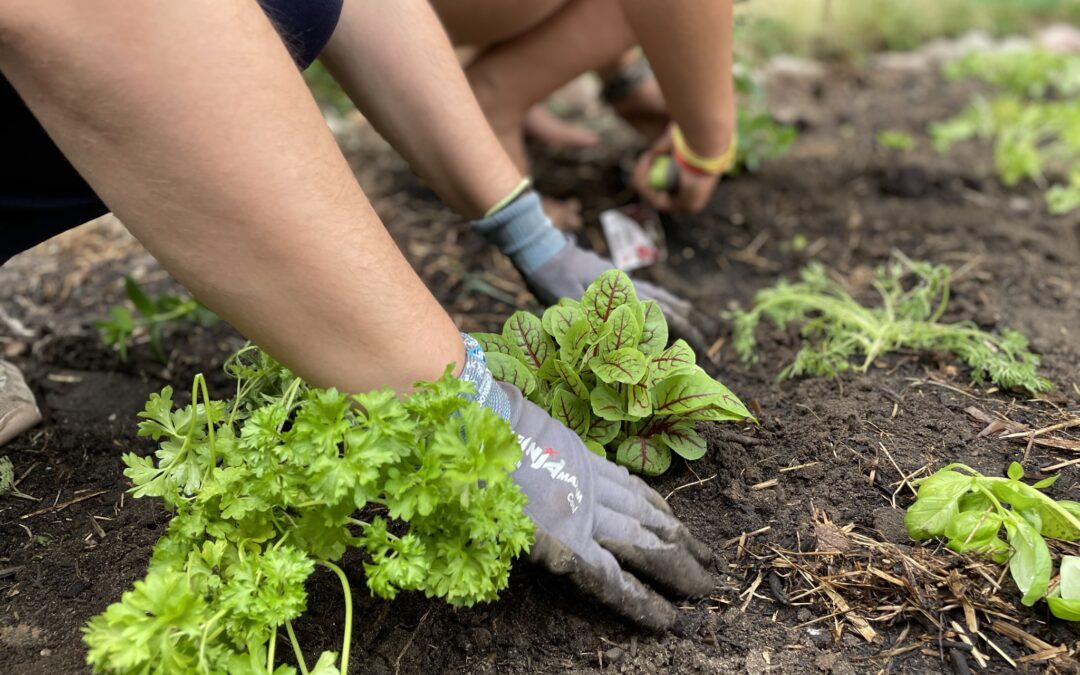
{"left": 730, "top": 256, "right": 1050, "bottom": 395}
{"left": 932, "top": 49, "right": 1080, "bottom": 215}
{"left": 474, "top": 269, "right": 754, "bottom": 476}
{"left": 733, "top": 60, "right": 797, "bottom": 173}
{"left": 905, "top": 462, "right": 1080, "bottom": 621}
{"left": 83, "top": 347, "right": 533, "bottom": 674}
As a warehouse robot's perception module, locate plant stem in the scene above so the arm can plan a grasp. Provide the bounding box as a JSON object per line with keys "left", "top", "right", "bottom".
{"left": 199, "top": 609, "right": 229, "bottom": 674}
{"left": 267, "top": 624, "right": 277, "bottom": 674}
{"left": 197, "top": 375, "right": 217, "bottom": 468}
{"left": 285, "top": 620, "right": 309, "bottom": 675}
{"left": 317, "top": 560, "right": 353, "bottom": 675}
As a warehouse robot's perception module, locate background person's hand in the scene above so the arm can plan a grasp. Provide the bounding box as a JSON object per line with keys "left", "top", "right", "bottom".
{"left": 631, "top": 126, "right": 721, "bottom": 214}
{"left": 500, "top": 382, "right": 713, "bottom": 630}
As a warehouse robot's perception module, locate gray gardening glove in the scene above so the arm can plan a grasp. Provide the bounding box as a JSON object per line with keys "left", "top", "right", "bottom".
{"left": 0, "top": 359, "right": 41, "bottom": 448}
{"left": 500, "top": 382, "right": 713, "bottom": 630}
{"left": 525, "top": 239, "right": 709, "bottom": 353}
{"left": 470, "top": 189, "right": 708, "bottom": 353}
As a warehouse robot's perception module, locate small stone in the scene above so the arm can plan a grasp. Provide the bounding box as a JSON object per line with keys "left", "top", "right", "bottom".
{"left": 1009, "top": 196, "right": 1032, "bottom": 212}
{"left": 469, "top": 627, "right": 493, "bottom": 651}
{"left": 604, "top": 647, "right": 625, "bottom": 664}
{"left": 63, "top": 581, "right": 88, "bottom": 599}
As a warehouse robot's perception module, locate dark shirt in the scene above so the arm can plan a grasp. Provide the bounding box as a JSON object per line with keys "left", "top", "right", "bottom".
{"left": 0, "top": 0, "right": 343, "bottom": 264}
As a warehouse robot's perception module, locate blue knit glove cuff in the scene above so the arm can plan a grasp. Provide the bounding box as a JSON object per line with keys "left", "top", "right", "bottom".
{"left": 458, "top": 333, "right": 511, "bottom": 421}
{"left": 470, "top": 190, "right": 567, "bottom": 275}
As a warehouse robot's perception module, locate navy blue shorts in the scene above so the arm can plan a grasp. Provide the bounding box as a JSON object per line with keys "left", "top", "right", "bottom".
{"left": 0, "top": 0, "right": 343, "bottom": 264}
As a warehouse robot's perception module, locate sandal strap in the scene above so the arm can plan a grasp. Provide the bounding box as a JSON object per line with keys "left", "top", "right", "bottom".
{"left": 600, "top": 57, "right": 653, "bottom": 104}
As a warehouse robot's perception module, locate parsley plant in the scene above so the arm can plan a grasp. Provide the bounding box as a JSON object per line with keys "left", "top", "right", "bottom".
{"left": 83, "top": 346, "right": 533, "bottom": 674}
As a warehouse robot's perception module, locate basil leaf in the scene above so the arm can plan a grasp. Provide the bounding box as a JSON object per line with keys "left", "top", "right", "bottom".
{"left": 1007, "top": 461, "right": 1024, "bottom": 481}
{"left": 1004, "top": 515, "right": 1051, "bottom": 606}
{"left": 903, "top": 470, "right": 975, "bottom": 540}
{"left": 1047, "top": 597, "right": 1080, "bottom": 621}
{"left": 1061, "top": 555, "right": 1080, "bottom": 600}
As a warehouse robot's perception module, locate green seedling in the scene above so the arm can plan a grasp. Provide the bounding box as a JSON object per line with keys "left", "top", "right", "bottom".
{"left": 932, "top": 50, "right": 1080, "bottom": 214}
{"left": 730, "top": 256, "right": 1051, "bottom": 395}
{"left": 876, "top": 130, "right": 915, "bottom": 152}
{"left": 83, "top": 346, "right": 533, "bottom": 674}
{"left": 96, "top": 276, "right": 217, "bottom": 362}
{"left": 944, "top": 49, "right": 1080, "bottom": 99}
{"left": 0, "top": 455, "right": 35, "bottom": 501}
{"left": 905, "top": 462, "right": 1080, "bottom": 620}
{"left": 474, "top": 269, "right": 753, "bottom": 476}
{"left": 733, "top": 62, "right": 797, "bottom": 173}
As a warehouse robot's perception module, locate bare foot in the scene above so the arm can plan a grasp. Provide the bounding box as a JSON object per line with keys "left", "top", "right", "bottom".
{"left": 523, "top": 106, "right": 600, "bottom": 149}
{"left": 610, "top": 76, "right": 669, "bottom": 142}
{"left": 541, "top": 195, "right": 583, "bottom": 232}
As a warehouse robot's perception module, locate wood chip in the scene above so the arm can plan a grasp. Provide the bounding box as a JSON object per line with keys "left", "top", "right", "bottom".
{"left": 751, "top": 478, "right": 778, "bottom": 491}
{"left": 46, "top": 372, "right": 83, "bottom": 383}
{"left": 19, "top": 490, "right": 108, "bottom": 520}
{"left": 779, "top": 461, "right": 820, "bottom": 473}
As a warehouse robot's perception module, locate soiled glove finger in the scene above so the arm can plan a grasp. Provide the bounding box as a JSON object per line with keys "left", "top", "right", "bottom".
{"left": 594, "top": 504, "right": 713, "bottom": 598}
{"left": 530, "top": 530, "right": 677, "bottom": 632}
{"left": 525, "top": 240, "right": 706, "bottom": 351}
{"left": 595, "top": 462, "right": 714, "bottom": 567}
{"left": 502, "top": 382, "right": 708, "bottom": 630}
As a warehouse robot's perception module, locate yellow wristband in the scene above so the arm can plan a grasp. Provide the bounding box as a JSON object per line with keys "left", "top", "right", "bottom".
{"left": 672, "top": 125, "right": 737, "bottom": 176}
{"left": 484, "top": 178, "right": 533, "bottom": 218}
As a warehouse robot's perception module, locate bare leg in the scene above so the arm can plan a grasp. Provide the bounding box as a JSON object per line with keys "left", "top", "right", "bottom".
{"left": 523, "top": 105, "right": 599, "bottom": 149}
{"left": 1, "top": 1, "right": 464, "bottom": 393}
{"left": 433, "top": 0, "right": 636, "bottom": 172}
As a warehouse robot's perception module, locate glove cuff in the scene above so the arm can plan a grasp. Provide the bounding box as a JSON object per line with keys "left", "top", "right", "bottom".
{"left": 458, "top": 333, "right": 511, "bottom": 421}
{"left": 470, "top": 190, "right": 567, "bottom": 276}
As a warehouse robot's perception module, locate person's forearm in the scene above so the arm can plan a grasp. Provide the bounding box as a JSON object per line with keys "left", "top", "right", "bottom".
{"left": 0, "top": 0, "right": 463, "bottom": 392}
{"left": 620, "top": 0, "right": 735, "bottom": 156}
{"left": 321, "top": 0, "right": 523, "bottom": 218}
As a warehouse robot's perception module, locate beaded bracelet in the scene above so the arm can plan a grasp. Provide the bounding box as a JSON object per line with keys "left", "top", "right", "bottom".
{"left": 672, "top": 125, "right": 737, "bottom": 176}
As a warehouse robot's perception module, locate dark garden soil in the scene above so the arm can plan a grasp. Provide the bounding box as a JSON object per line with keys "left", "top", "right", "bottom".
{"left": 3, "top": 62, "right": 1080, "bottom": 674}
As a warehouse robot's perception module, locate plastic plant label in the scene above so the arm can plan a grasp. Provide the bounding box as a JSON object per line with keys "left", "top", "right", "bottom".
{"left": 599, "top": 205, "right": 664, "bottom": 272}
